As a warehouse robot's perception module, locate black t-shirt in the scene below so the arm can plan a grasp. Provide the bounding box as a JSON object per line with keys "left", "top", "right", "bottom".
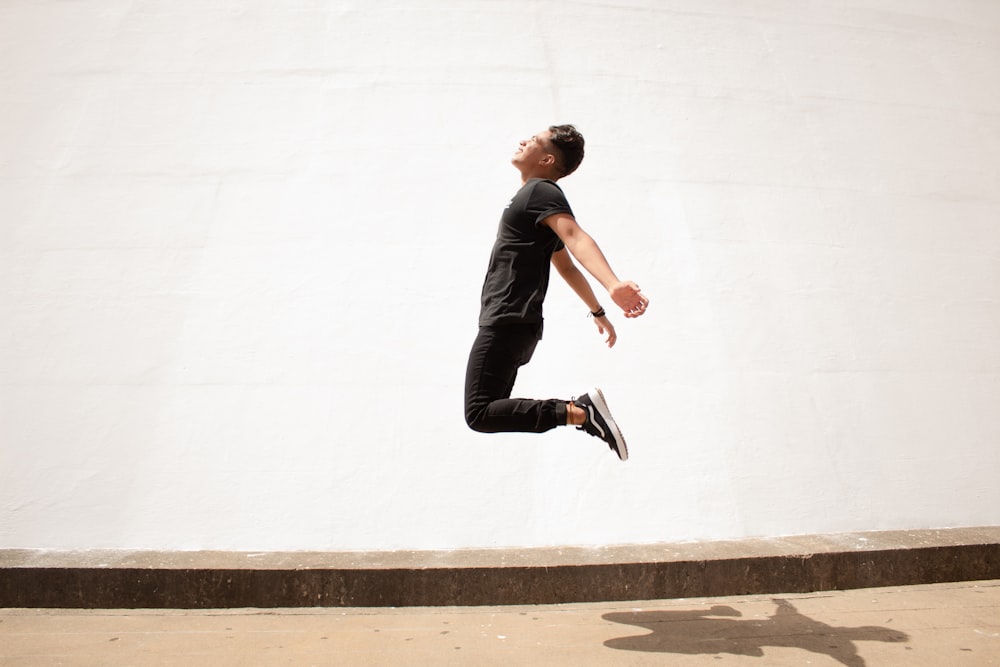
{"left": 478, "top": 179, "right": 572, "bottom": 326}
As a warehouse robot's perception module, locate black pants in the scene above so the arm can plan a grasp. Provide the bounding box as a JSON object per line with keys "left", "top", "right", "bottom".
{"left": 464, "top": 323, "right": 567, "bottom": 433}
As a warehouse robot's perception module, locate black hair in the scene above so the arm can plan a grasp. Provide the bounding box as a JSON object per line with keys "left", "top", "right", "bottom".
{"left": 547, "top": 124, "right": 585, "bottom": 177}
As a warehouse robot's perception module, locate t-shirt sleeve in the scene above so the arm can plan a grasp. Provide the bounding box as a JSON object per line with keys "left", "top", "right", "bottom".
{"left": 531, "top": 180, "right": 574, "bottom": 226}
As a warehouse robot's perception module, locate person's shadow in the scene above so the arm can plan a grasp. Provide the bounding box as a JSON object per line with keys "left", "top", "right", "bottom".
{"left": 603, "top": 598, "right": 909, "bottom": 667}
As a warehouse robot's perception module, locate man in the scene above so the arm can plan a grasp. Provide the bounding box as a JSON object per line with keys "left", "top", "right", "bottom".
{"left": 464, "top": 124, "right": 649, "bottom": 460}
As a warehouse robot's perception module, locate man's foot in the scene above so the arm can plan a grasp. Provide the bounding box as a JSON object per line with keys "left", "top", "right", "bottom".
{"left": 573, "top": 387, "right": 628, "bottom": 461}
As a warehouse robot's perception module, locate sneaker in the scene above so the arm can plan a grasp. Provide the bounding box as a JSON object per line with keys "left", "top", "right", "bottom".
{"left": 573, "top": 387, "right": 628, "bottom": 461}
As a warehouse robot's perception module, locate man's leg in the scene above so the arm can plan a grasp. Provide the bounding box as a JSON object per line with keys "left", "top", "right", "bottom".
{"left": 464, "top": 324, "right": 567, "bottom": 433}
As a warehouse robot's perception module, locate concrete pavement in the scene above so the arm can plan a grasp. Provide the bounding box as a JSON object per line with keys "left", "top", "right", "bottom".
{"left": 3, "top": 579, "right": 998, "bottom": 666}
{"left": 5, "top": 527, "right": 1000, "bottom": 608}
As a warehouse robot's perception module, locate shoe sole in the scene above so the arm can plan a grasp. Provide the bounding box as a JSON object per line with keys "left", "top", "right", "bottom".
{"left": 589, "top": 387, "right": 628, "bottom": 461}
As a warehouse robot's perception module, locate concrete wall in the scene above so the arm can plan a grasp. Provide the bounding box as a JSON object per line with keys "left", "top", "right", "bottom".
{"left": 2, "top": 0, "right": 998, "bottom": 552}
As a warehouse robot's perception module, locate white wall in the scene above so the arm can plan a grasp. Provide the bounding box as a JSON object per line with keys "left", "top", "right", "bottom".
{"left": 2, "top": 0, "right": 999, "bottom": 552}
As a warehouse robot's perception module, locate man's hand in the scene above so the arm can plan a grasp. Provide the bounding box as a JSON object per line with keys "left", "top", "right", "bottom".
{"left": 610, "top": 281, "right": 649, "bottom": 318}
{"left": 595, "top": 314, "right": 617, "bottom": 348}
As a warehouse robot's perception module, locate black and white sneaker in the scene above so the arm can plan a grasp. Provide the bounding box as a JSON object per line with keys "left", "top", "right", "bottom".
{"left": 574, "top": 387, "right": 628, "bottom": 461}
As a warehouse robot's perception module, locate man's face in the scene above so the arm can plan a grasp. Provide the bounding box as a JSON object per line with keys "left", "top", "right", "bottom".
{"left": 511, "top": 130, "right": 555, "bottom": 170}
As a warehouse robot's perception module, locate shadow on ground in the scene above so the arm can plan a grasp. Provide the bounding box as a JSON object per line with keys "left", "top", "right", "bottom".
{"left": 603, "top": 598, "right": 909, "bottom": 667}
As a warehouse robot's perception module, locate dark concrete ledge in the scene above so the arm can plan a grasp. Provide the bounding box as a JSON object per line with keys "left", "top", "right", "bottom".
{"left": 2, "top": 527, "right": 998, "bottom": 608}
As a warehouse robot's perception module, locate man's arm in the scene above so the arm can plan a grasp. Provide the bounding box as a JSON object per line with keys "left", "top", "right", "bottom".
{"left": 543, "top": 212, "right": 649, "bottom": 318}
{"left": 551, "top": 248, "right": 617, "bottom": 347}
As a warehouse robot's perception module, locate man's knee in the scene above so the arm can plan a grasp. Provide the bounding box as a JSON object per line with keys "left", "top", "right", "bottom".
{"left": 465, "top": 406, "right": 494, "bottom": 433}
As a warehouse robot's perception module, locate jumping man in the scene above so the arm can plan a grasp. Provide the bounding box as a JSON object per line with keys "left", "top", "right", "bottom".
{"left": 464, "top": 125, "right": 649, "bottom": 460}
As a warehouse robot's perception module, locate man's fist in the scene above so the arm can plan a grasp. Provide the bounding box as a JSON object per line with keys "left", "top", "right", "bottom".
{"left": 610, "top": 281, "right": 649, "bottom": 318}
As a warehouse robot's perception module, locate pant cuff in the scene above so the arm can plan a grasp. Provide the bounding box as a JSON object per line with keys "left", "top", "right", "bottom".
{"left": 555, "top": 400, "right": 568, "bottom": 426}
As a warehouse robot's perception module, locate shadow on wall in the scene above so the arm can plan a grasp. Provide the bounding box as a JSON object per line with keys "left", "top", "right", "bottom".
{"left": 603, "top": 599, "right": 909, "bottom": 667}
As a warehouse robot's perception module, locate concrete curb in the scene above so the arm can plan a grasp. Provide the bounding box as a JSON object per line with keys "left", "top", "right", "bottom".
{"left": 3, "top": 527, "right": 998, "bottom": 608}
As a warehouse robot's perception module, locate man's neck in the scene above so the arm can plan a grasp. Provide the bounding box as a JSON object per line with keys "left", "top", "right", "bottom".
{"left": 519, "top": 168, "right": 559, "bottom": 185}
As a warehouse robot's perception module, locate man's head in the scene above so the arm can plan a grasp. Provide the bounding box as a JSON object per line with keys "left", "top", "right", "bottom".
{"left": 511, "top": 124, "right": 585, "bottom": 181}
